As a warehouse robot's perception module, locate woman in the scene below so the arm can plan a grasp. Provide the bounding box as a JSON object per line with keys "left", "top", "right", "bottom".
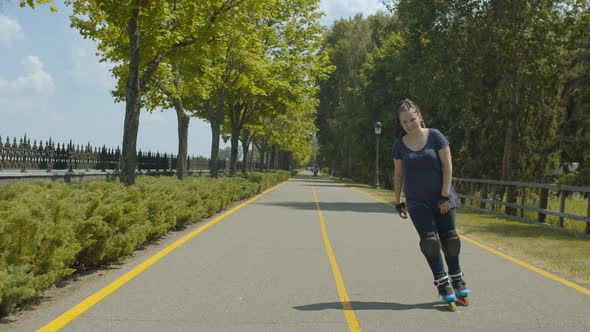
{"left": 392, "top": 99, "right": 470, "bottom": 309}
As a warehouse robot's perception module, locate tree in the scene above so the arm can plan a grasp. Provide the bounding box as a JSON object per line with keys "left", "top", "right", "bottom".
{"left": 144, "top": 61, "right": 195, "bottom": 180}
{"left": 556, "top": 1, "right": 590, "bottom": 185}
{"left": 68, "top": 0, "right": 245, "bottom": 185}
{"left": 317, "top": 15, "right": 379, "bottom": 180}
{"left": 0, "top": 0, "right": 57, "bottom": 12}
{"left": 18, "top": 0, "right": 56, "bottom": 11}
{"left": 222, "top": 0, "right": 330, "bottom": 175}
{"left": 319, "top": 1, "right": 577, "bottom": 193}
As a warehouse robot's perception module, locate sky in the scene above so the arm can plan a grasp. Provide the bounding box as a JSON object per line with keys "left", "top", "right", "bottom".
{"left": 0, "top": 0, "right": 386, "bottom": 158}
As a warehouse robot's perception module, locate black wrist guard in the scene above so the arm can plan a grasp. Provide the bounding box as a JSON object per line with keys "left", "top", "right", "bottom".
{"left": 395, "top": 202, "right": 406, "bottom": 214}
{"left": 438, "top": 196, "right": 451, "bottom": 206}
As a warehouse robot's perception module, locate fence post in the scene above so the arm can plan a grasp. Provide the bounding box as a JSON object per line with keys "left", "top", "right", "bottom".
{"left": 586, "top": 195, "right": 590, "bottom": 234}
{"left": 68, "top": 140, "right": 74, "bottom": 172}
{"left": 480, "top": 183, "right": 487, "bottom": 209}
{"left": 20, "top": 138, "right": 27, "bottom": 173}
{"left": 470, "top": 182, "right": 474, "bottom": 206}
{"left": 505, "top": 185, "right": 518, "bottom": 216}
{"left": 491, "top": 185, "right": 497, "bottom": 211}
{"left": 538, "top": 188, "right": 548, "bottom": 223}
{"left": 520, "top": 186, "right": 525, "bottom": 218}
{"left": 559, "top": 190, "right": 566, "bottom": 228}
{"left": 459, "top": 180, "right": 466, "bottom": 205}
{"left": 47, "top": 140, "right": 54, "bottom": 172}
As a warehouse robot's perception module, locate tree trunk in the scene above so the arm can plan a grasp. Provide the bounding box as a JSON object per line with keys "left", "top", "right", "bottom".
{"left": 170, "top": 62, "right": 189, "bottom": 180}
{"left": 249, "top": 143, "right": 255, "bottom": 171}
{"left": 501, "top": 121, "right": 513, "bottom": 181}
{"left": 120, "top": 4, "right": 141, "bottom": 186}
{"left": 229, "top": 104, "right": 241, "bottom": 176}
{"left": 175, "top": 100, "right": 189, "bottom": 180}
{"left": 502, "top": 72, "right": 522, "bottom": 215}
{"left": 229, "top": 134, "right": 239, "bottom": 176}
{"left": 261, "top": 149, "right": 266, "bottom": 171}
{"left": 273, "top": 145, "right": 279, "bottom": 169}
{"left": 288, "top": 152, "right": 294, "bottom": 175}
{"left": 210, "top": 123, "right": 221, "bottom": 178}
{"left": 260, "top": 144, "right": 267, "bottom": 171}
{"left": 208, "top": 91, "right": 225, "bottom": 178}
{"left": 267, "top": 145, "right": 275, "bottom": 169}
{"left": 239, "top": 133, "right": 250, "bottom": 174}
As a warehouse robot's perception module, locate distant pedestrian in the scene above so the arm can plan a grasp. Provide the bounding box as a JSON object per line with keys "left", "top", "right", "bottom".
{"left": 392, "top": 99, "right": 470, "bottom": 311}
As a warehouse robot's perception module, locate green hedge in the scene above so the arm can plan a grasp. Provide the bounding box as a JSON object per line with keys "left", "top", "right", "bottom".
{"left": 0, "top": 171, "right": 290, "bottom": 315}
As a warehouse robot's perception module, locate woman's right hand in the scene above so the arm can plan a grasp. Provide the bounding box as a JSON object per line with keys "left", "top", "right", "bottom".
{"left": 395, "top": 202, "right": 408, "bottom": 219}
{"left": 438, "top": 196, "right": 451, "bottom": 214}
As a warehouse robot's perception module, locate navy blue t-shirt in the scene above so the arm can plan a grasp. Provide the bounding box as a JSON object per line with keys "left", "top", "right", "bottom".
{"left": 392, "top": 128, "right": 458, "bottom": 209}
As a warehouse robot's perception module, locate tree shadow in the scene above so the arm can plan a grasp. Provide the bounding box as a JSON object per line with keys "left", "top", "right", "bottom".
{"left": 301, "top": 184, "right": 351, "bottom": 188}
{"left": 293, "top": 301, "right": 448, "bottom": 312}
{"left": 259, "top": 201, "right": 396, "bottom": 214}
{"left": 290, "top": 177, "right": 335, "bottom": 184}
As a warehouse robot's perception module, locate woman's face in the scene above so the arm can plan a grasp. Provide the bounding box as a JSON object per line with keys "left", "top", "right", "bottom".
{"left": 399, "top": 110, "right": 421, "bottom": 133}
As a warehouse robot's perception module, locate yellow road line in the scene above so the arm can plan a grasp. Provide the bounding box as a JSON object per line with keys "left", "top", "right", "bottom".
{"left": 460, "top": 236, "right": 590, "bottom": 296}
{"left": 348, "top": 185, "right": 590, "bottom": 297}
{"left": 38, "top": 181, "right": 288, "bottom": 332}
{"left": 312, "top": 187, "right": 361, "bottom": 332}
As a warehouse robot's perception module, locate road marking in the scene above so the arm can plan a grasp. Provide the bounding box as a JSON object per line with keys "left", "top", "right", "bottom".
{"left": 460, "top": 236, "right": 590, "bottom": 296}
{"left": 312, "top": 187, "right": 362, "bottom": 332}
{"left": 37, "top": 181, "right": 288, "bottom": 332}
{"left": 348, "top": 185, "right": 590, "bottom": 297}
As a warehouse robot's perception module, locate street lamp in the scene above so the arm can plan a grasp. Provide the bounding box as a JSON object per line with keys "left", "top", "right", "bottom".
{"left": 374, "top": 121, "right": 382, "bottom": 188}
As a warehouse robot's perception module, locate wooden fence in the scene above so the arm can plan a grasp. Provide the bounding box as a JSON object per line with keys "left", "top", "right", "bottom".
{"left": 453, "top": 177, "right": 590, "bottom": 234}
{"left": 0, "top": 134, "right": 259, "bottom": 173}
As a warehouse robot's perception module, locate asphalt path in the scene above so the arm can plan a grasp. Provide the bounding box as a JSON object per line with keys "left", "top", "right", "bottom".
{"left": 4, "top": 172, "right": 590, "bottom": 331}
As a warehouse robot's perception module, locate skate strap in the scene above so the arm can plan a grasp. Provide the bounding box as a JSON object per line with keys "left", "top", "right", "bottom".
{"left": 433, "top": 276, "right": 449, "bottom": 286}
{"left": 449, "top": 272, "right": 463, "bottom": 280}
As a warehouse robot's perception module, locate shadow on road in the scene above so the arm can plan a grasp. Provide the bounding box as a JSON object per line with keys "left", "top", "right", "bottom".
{"left": 290, "top": 176, "right": 334, "bottom": 184}
{"left": 293, "top": 301, "right": 449, "bottom": 312}
{"left": 260, "top": 201, "right": 395, "bottom": 214}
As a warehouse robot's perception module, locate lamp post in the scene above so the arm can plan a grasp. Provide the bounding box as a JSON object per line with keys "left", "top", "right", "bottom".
{"left": 374, "top": 121, "right": 382, "bottom": 188}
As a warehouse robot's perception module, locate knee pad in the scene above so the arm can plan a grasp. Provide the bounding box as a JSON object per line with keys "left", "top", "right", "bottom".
{"left": 419, "top": 232, "right": 441, "bottom": 260}
{"left": 440, "top": 230, "right": 461, "bottom": 257}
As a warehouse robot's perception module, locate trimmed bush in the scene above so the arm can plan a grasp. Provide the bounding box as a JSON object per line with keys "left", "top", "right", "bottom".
{"left": 0, "top": 171, "right": 291, "bottom": 315}
{"left": 0, "top": 183, "right": 81, "bottom": 314}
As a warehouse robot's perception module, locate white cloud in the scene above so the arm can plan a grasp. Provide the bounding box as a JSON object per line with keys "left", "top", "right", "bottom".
{"left": 0, "top": 15, "right": 24, "bottom": 47}
{"left": 0, "top": 55, "right": 54, "bottom": 114}
{"left": 319, "top": 0, "right": 387, "bottom": 25}
{"left": 0, "top": 55, "right": 54, "bottom": 93}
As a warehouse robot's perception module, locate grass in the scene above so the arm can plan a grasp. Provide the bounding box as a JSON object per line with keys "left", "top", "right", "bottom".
{"left": 456, "top": 211, "right": 590, "bottom": 288}
{"left": 331, "top": 176, "right": 590, "bottom": 289}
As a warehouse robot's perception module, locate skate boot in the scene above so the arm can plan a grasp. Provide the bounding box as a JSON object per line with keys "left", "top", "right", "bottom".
{"left": 434, "top": 275, "right": 456, "bottom": 312}
{"left": 450, "top": 272, "right": 470, "bottom": 306}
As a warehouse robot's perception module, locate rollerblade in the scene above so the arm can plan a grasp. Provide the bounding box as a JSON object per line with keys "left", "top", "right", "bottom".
{"left": 434, "top": 275, "right": 457, "bottom": 312}
{"left": 450, "top": 272, "right": 470, "bottom": 306}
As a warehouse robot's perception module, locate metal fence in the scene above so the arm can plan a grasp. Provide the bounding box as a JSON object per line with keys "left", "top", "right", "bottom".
{"left": 453, "top": 177, "right": 590, "bottom": 234}
{"left": 0, "top": 134, "right": 259, "bottom": 173}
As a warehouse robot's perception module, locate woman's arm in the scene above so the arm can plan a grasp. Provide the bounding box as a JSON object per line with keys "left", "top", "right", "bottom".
{"left": 393, "top": 158, "right": 408, "bottom": 218}
{"left": 437, "top": 146, "right": 453, "bottom": 213}
{"left": 394, "top": 159, "right": 404, "bottom": 204}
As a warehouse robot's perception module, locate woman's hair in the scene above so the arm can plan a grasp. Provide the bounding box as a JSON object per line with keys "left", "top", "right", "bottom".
{"left": 397, "top": 99, "right": 426, "bottom": 136}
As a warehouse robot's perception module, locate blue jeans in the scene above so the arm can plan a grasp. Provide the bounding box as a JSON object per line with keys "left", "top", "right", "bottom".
{"left": 407, "top": 202, "right": 461, "bottom": 279}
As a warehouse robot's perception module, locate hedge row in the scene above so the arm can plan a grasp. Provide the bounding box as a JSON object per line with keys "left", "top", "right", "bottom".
{"left": 0, "top": 171, "right": 291, "bottom": 315}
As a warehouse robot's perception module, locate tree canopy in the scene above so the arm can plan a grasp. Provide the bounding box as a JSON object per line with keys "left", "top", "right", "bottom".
{"left": 64, "top": 0, "right": 329, "bottom": 183}
{"left": 18, "top": 0, "right": 57, "bottom": 11}
{"left": 317, "top": 0, "right": 590, "bottom": 187}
